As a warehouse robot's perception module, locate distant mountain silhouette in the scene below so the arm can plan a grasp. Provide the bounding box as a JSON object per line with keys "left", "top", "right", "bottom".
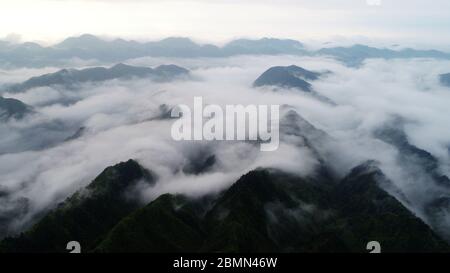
{"left": 223, "top": 38, "right": 305, "bottom": 55}
{"left": 317, "top": 44, "right": 450, "bottom": 66}
{"left": 0, "top": 160, "right": 156, "bottom": 252}
{"left": 440, "top": 73, "right": 450, "bottom": 87}
{"left": 253, "top": 65, "right": 321, "bottom": 92}
{"left": 1, "top": 35, "right": 449, "bottom": 68}
{"left": 6, "top": 63, "right": 189, "bottom": 93}
{"left": 0, "top": 96, "right": 32, "bottom": 121}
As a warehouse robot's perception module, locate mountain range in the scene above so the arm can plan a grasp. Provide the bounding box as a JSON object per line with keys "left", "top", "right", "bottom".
{"left": 316, "top": 44, "right": 450, "bottom": 67}
{"left": 0, "top": 96, "right": 32, "bottom": 121}
{"left": 1, "top": 34, "right": 450, "bottom": 68}
{"left": 1, "top": 110, "right": 449, "bottom": 253}
{"left": 4, "top": 63, "right": 189, "bottom": 93}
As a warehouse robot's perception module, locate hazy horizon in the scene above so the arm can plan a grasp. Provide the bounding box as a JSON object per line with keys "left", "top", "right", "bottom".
{"left": 2, "top": 0, "right": 450, "bottom": 50}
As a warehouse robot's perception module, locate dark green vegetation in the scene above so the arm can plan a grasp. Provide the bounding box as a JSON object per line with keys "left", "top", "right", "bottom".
{"left": 0, "top": 159, "right": 156, "bottom": 252}
{"left": 1, "top": 158, "right": 448, "bottom": 253}
{"left": 6, "top": 63, "right": 189, "bottom": 93}
{"left": 317, "top": 44, "right": 450, "bottom": 67}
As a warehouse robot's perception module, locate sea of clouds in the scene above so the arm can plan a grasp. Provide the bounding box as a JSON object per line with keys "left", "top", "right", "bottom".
{"left": 1, "top": 54, "right": 450, "bottom": 238}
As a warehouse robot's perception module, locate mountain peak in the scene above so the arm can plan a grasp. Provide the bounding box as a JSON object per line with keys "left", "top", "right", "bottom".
{"left": 111, "top": 62, "right": 129, "bottom": 68}
{"left": 87, "top": 159, "right": 156, "bottom": 195}
{"left": 0, "top": 96, "right": 32, "bottom": 121}
{"left": 77, "top": 33, "right": 101, "bottom": 40}
{"left": 253, "top": 65, "right": 320, "bottom": 92}
{"left": 154, "top": 64, "right": 189, "bottom": 75}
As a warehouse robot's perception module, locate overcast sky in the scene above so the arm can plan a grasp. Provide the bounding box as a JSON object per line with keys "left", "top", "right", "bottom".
{"left": 1, "top": 0, "right": 450, "bottom": 47}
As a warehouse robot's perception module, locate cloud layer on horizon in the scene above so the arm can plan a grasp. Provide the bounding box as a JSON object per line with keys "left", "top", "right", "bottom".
{"left": 2, "top": 0, "right": 450, "bottom": 48}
